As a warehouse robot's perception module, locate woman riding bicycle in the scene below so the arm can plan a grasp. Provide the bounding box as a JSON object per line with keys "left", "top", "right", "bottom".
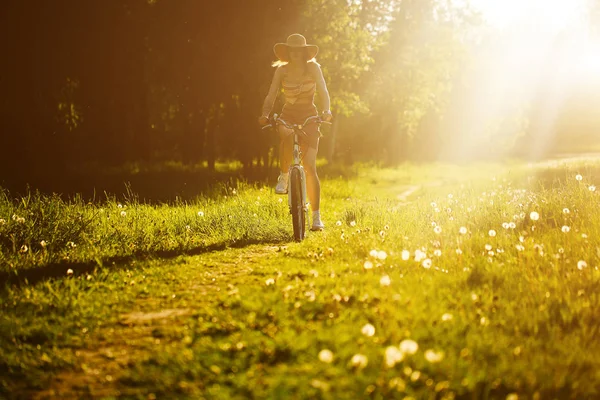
{"left": 259, "top": 33, "right": 332, "bottom": 231}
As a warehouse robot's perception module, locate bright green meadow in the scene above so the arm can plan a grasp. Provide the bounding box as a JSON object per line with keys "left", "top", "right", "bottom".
{"left": 1, "top": 159, "right": 599, "bottom": 399}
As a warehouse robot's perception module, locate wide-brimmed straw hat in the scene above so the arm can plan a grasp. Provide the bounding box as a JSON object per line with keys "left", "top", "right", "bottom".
{"left": 273, "top": 34, "right": 319, "bottom": 62}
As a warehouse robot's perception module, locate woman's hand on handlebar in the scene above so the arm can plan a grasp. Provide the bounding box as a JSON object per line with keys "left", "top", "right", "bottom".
{"left": 321, "top": 110, "right": 333, "bottom": 123}
{"left": 258, "top": 115, "right": 270, "bottom": 126}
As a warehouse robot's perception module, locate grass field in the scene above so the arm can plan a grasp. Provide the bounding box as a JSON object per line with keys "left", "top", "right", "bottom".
{"left": 1, "top": 159, "right": 599, "bottom": 399}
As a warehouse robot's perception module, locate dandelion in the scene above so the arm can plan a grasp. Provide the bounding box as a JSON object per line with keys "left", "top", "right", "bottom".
{"left": 456, "top": 248, "right": 463, "bottom": 255}
{"left": 401, "top": 250, "right": 410, "bottom": 261}
{"left": 575, "top": 174, "right": 583, "bottom": 181}
{"left": 589, "top": 185, "right": 596, "bottom": 192}
{"left": 336, "top": 220, "right": 342, "bottom": 226}
{"left": 414, "top": 250, "right": 426, "bottom": 262}
{"left": 0, "top": 218, "right": 5, "bottom": 225}
{"left": 424, "top": 349, "right": 444, "bottom": 363}
{"left": 529, "top": 211, "right": 539, "bottom": 221}
{"left": 488, "top": 230, "right": 496, "bottom": 237}
{"left": 318, "top": 349, "right": 334, "bottom": 363}
{"left": 19, "top": 245, "right": 28, "bottom": 253}
{"left": 508, "top": 222, "right": 516, "bottom": 229}
{"left": 384, "top": 225, "right": 390, "bottom": 230}
{"left": 350, "top": 221, "right": 356, "bottom": 227}
{"left": 399, "top": 339, "right": 419, "bottom": 355}
{"left": 384, "top": 346, "right": 404, "bottom": 368}
{"left": 67, "top": 269, "right": 74, "bottom": 276}
{"left": 502, "top": 223, "right": 509, "bottom": 229}
{"left": 431, "top": 202, "right": 437, "bottom": 208}
{"left": 377, "top": 250, "right": 387, "bottom": 260}
{"left": 197, "top": 211, "right": 205, "bottom": 217}
{"left": 561, "top": 225, "right": 570, "bottom": 233}
{"left": 422, "top": 259, "right": 432, "bottom": 269}
{"left": 185, "top": 225, "right": 191, "bottom": 231}
{"left": 577, "top": 260, "right": 588, "bottom": 270}
{"left": 117, "top": 203, "right": 123, "bottom": 208}
{"left": 361, "top": 323, "right": 376, "bottom": 337}
{"left": 563, "top": 208, "right": 570, "bottom": 214}
{"left": 120, "top": 211, "right": 127, "bottom": 217}
{"left": 379, "top": 230, "right": 386, "bottom": 237}
{"left": 278, "top": 198, "right": 283, "bottom": 203}
{"left": 441, "top": 313, "right": 453, "bottom": 321}
{"left": 265, "top": 278, "right": 275, "bottom": 286}
{"left": 40, "top": 240, "right": 47, "bottom": 248}
{"left": 434, "top": 226, "right": 442, "bottom": 234}
{"left": 459, "top": 226, "right": 468, "bottom": 235}
{"left": 582, "top": 233, "right": 588, "bottom": 239}
{"left": 370, "top": 249, "right": 378, "bottom": 258}
{"left": 67, "top": 241, "right": 77, "bottom": 248}
{"left": 363, "top": 260, "right": 374, "bottom": 270}
{"left": 350, "top": 353, "right": 368, "bottom": 369}
{"left": 434, "top": 249, "right": 442, "bottom": 257}
{"left": 380, "top": 275, "right": 391, "bottom": 287}
{"left": 485, "top": 244, "right": 492, "bottom": 251}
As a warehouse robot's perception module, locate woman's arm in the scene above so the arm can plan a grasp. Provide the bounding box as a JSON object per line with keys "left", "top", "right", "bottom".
{"left": 260, "top": 66, "right": 284, "bottom": 118}
{"left": 309, "top": 62, "right": 331, "bottom": 117}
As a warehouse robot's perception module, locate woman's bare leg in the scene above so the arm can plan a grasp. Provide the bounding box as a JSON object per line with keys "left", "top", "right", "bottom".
{"left": 278, "top": 125, "right": 293, "bottom": 173}
{"left": 303, "top": 147, "right": 320, "bottom": 211}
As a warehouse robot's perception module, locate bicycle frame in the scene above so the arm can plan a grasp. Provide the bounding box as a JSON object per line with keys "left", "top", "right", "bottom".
{"left": 261, "top": 114, "right": 324, "bottom": 239}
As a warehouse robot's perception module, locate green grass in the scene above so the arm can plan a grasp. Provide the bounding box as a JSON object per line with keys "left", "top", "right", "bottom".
{"left": 1, "top": 159, "right": 600, "bottom": 399}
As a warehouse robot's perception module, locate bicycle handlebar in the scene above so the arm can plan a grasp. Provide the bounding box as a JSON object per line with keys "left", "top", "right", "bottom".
{"left": 261, "top": 114, "right": 331, "bottom": 130}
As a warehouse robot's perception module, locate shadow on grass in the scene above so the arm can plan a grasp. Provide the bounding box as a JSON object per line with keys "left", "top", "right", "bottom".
{"left": 0, "top": 161, "right": 358, "bottom": 203}
{"left": 0, "top": 237, "right": 288, "bottom": 288}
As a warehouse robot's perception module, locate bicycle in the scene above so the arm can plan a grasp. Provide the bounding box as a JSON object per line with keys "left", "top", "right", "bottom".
{"left": 262, "top": 113, "right": 330, "bottom": 241}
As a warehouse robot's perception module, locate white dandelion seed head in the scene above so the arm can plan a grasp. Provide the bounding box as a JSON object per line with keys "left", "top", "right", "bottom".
{"left": 441, "top": 313, "right": 453, "bottom": 321}
{"left": 422, "top": 258, "right": 432, "bottom": 269}
{"left": 589, "top": 185, "right": 596, "bottom": 192}
{"left": 19, "top": 244, "right": 28, "bottom": 253}
{"left": 377, "top": 250, "right": 387, "bottom": 260}
{"left": 414, "top": 250, "right": 426, "bottom": 262}
{"left": 459, "top": 227, "right": 468, "bottom": 235}
{"left": 198, "top": 211, "right": 205, "bottom": 217}
{"left": 456, "top": 248, "right": 463, "bottom": 255}
{"left": 0, "top": 218, "right": 5, "bottom": 225}
{"left": 399, "top": 339, "right": 419, "bottom": 355}
{"left": 424, "top": 349, "right": 444, "bottom": 363}
{"left": 363, "top": 260, "right": 374, "bottom": 270}
{"left": 40, "top": 240, "right": 47, "bottom": 248}
{"left": 380, "top": 275, "right": 391, "bottom": 287}
{"left": 384, "top": 346, "right": 404, "bottom": 368}
{"left": 350, "top": 221, "right": 356, "bottom": 227}
{"left": 369, "top": 249, "right": 378, "bottom": 258}
{"left": 67, "top": 268, "right": 74, "bottom": 276}
{"left": 401, "top": 250, "right": 410, "bottom": 261}
{"left": 265, "top": 278, "right": 275, "bottom": 286}
{"left": 509, "top": 222, "right": 516, "bottom": 229}
{"left": 434, "top": 249, "right": 442, "bottom": 257}
{"left": 563, "top": 208, "right": 570, "bottom": 214}
{"left": 530, "top": 211, "right": 540, "bottom": 221}
{"left": 434, "top": 226, "right": 442, "bottom": 234}
{"left": 120, "top": 211, "right": 127, "bottom": 217}
{"left": 318, "top": 349, "right": 334, "bottom": 363}
{"left": 502, "top": 223, "right": 509, "bottom": 229}
{"left": 430, "top": 202, "right": 437, "bottom": 208}
{"left": 576, "top": 174, "right": 583, "bottom": 181}
{"left": 117, "top": 203, "right": 123, "bottom": 208}
{"left": 577, "top": 260, "right": 588, "bottom": 270}
{"left": 561, "top": 225, "right": 570, "bottom": 233}
{"left": 488, "top": 230, "right": 496, "bottom": 237}
{"left": 485, "top": 244, "right": 492, "bottom": 251}
{"left": 350, "top": 353, "right": 368, "bottom": 369}
{"left": 336, "top": 220, "right": 342, "bottom": 226}
{"left": 361, "top": 323, "right": 376, "bottom": 337}
{"left": 582, "top": 233, "right": 588, "bottom": 239}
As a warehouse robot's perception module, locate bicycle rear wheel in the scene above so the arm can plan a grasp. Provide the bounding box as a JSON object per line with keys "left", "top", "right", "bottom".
{"left": 289, "top": 168, "right": 306, "bottom": 241}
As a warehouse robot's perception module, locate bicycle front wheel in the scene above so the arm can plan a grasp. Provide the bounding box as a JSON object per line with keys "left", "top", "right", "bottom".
{"left": 289, "top": 168, "right": 306, "bottom": 242}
